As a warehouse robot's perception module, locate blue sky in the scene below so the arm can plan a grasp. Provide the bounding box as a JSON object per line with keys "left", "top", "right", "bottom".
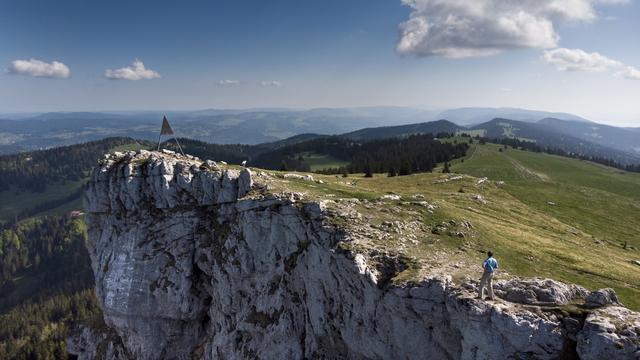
{"left": 0, "top": 0, "right": 638, "bottom": 126}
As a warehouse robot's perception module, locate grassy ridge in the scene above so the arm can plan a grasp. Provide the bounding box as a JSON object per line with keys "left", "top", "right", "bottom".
{"left": 261, "top": 142, "right": 640, "bottom": 309}
{"left": 451, "top": 143, "right": 640, "bottom": 308}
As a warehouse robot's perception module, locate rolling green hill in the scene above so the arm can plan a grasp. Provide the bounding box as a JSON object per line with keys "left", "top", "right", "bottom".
{"left": 468, "top": 118, "right": 640, "bottom": 165}
{"left": 451, "top": 142, "right": 640, "bottom": 307}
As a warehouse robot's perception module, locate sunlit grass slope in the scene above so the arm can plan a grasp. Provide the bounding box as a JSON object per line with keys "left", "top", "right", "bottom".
{"left": 258, "top": 142, "right": 640, "bottom": 309}
{"left": 450, "top": 143, "right": 640, "bottom": 307}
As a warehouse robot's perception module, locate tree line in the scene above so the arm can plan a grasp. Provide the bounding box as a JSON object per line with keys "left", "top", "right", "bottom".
{"left": 247, "top": 134, "right": 470, "bottom": 175}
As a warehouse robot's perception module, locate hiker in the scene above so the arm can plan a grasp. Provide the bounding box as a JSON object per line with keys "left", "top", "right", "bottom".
{"left": 477, "top": 251, "right": 498, "bottom": 300}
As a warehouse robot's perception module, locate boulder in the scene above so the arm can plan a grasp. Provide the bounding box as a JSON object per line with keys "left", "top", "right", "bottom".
{"left": 494, "top": 278, "right": 589, "bottom": 305}
{"left": 472, "top": 194, "right": 486, "bottom": 204}
{"left": 379, "top": 194, "right": 401, "bottom": 201}
{"left": 584, "top": 288, "right": 621, "bottom": 308}
{"left": 577, "top": 306, "right": 640, "bottom": 360}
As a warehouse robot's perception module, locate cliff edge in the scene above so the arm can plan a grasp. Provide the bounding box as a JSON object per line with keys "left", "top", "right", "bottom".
{"left": 68, "top": 150, "right": 640, "bottom": 359}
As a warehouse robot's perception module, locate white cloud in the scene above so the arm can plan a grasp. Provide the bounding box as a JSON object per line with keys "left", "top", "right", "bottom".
{"left": 618, "top": 66, "right": 640, "bottom": 80}
{"left": 7, "top": 59, "right": 70, "bottom": 79}
{"left": 594, "top": 0, "right": 630, "bottom": 4}
{"left": 396, "top": 0, "right": 627, "bottom": 58}
{"left": 218, "top": 79, "right": 240, "bottom": 86}
{"left": 542, "top": 48, "right": 621, "bottom": 72}
{"left": 259, "top": 80, "right": 282, "bottom": 87}
{"left": 104, "top": 59, "right": 160, "bottom": 80}
{"left": 543, "top": 47, "right": 640, "bottom": 81}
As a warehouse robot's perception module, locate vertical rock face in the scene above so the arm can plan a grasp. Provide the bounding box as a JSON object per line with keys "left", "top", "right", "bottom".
{"left": 70, "top": 151, "right": 640, "bottom": 360}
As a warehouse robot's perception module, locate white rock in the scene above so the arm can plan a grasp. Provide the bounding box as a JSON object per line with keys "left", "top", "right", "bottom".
{"left": 577, "top": 306, "right": 640, "bottom": 360}
{"left": 472, "top": 194, "right": 486, "bottom": 204}
{"left": 379, "top": 194, "right": 401, "bottom": 201}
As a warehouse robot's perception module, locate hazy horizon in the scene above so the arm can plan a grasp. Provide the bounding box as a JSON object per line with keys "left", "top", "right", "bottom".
{"left": 1, "top": 106, "right": 634, "bottom": 128}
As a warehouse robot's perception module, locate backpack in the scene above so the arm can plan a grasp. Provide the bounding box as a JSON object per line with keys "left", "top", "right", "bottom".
{"left": 484, "top": 258, "right": 496, "bottom": 272}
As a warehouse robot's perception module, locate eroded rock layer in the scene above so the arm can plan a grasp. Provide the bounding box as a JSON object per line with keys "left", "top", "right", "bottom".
{"left": 68, "top": 151, "right": 640, "bottom": 360}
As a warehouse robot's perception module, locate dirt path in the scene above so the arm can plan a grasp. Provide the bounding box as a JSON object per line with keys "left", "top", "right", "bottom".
{"left": 509, "top": 157, "right": 550, "bottom": 181}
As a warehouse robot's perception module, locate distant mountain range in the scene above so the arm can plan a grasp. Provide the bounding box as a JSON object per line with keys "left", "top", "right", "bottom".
{"left": 0, "top": 107, "right": 436, "bottom": 153}
{"left": 435, "top": 107, "right": 590, "bottom": 126}
{"left": 341, "top": 119, "right": 460, "bottom": 141}
{"left": 0, "top": 107, "right": 637, "bottom": 165}
{"left": 245, "top": 117, "right": 640, "bottom": 166}
{"left": 537, "top": 118, "right": 640, "bottom": 155}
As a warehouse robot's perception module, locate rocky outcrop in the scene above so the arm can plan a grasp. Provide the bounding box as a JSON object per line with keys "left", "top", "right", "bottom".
{"left": 583, "top": 288, "right": 621, "bottom": 309}
{"left": 68, "top": 151, "right": 640, "bottom": 360}
{"left": 577, "top": 306, "right": 640, "bottom": 360}
{"left": 493, "top": 278, "right": 590, "bottom": 306}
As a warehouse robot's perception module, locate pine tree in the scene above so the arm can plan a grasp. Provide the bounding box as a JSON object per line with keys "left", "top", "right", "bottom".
{"left": 442, "top": 162, "right": 451, "bottom": 173}
{"left": 399, "top": 161, "right": 411, "bottom": 176}
{"left": 364, "top": 162, "right": 373, "bottom": 178}
{"left": 279, "top": 160, "right": 288, "bottom": 171}
{"left": 388, "top": 165, "right": 397, "bottom": 177}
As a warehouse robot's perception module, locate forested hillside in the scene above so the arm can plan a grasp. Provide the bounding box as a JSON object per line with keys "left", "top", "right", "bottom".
{"left": 0, "top": 216, "right": 99, "bottom": 359}
{"left": 172, "top": 134, "right": 470, "bottom": 174}
{"left": 0, "top": 137, "right": 149, "bottom": 193}
{"left": 341, "top": 119, "right": 462, "bottom": 140}
{"left": 0, "top": 138, "right": 150, "bottom": 226}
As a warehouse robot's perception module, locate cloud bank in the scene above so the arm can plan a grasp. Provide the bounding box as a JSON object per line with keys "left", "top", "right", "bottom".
{"left": 396, "top": 0, "right": 628, "bottom": 58}
{"left": 7, "top": 59, "right": 70, "bottom": 79}
{"left": 543, "top": 48, "right": 640, "bottom": 80}
{"left": 542, "top": 48, "right": 621, "bottom": 72}
{"left": 259, "top": 80, "right": 282, "bottom": 87}
{"left": 104, "top": 59, "right": 160, "bottom": 80}
{"left": 619, "top": 66, "right": 640, "bottom": 80}
{"left": 218, "top": 79, "right": 240, "bottom": 86}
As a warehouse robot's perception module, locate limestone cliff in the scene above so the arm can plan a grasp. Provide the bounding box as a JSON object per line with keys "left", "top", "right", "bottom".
{"left": 68, "top": 150, "right": 640, "bottom": 360}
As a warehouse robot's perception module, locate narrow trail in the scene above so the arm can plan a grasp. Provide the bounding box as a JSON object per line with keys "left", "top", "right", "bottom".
{"left": 508, "top": 157, "right": 550, "bottom": 181}
{"left": 467, "top": 144, "right": 479, "bottom": 162}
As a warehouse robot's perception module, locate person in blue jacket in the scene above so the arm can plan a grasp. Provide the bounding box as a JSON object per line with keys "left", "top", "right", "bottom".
{"left": 477, "top": 251, "right": 498, "bottom": 300}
